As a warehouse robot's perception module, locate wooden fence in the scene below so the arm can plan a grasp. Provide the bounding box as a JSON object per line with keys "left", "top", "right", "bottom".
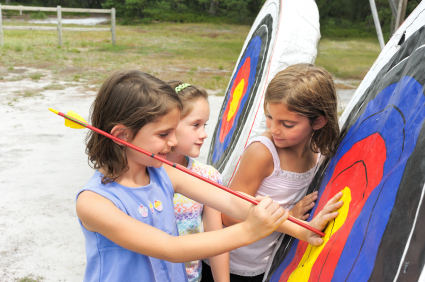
{"left": 0, "top": 4, "right": 116, "bottom": 46}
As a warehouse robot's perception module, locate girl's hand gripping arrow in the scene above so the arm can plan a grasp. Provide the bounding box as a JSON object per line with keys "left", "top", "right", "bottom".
{"left": 49, "top": 108, "right": 326, "bottom": 237}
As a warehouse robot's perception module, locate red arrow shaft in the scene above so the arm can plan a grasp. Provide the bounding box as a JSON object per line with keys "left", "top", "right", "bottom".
{"left": 59, "top": 111, "right": 325, "bottom": 237}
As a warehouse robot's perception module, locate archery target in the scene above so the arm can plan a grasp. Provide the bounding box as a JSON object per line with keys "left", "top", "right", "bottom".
{"left": 265, "top": 2, "right": 425, "bottom": 281}
{"left": 207, "top": 0, "right": 320, "bottom": 185}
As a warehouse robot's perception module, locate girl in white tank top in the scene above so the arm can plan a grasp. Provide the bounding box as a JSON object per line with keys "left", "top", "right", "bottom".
{"left": 222, "top": 64, "right": 340, "bottom": 281}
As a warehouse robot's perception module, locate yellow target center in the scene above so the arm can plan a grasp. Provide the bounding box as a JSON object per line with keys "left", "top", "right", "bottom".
{"left": 288, "top": 187, "right": 352, "bottom": 282}
{"left": 227, "top": 79, "right": 245, "bottom": 122}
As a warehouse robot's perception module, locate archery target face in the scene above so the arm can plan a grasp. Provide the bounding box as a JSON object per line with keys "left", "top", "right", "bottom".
{"left": 266, "top": 4, "right": 425, "bottom": 281}
{"left": 207, "top": 0, "right": 320, "bottom": 184}
{"left": 208, "top": 15, "right": 272, "bottom": 171}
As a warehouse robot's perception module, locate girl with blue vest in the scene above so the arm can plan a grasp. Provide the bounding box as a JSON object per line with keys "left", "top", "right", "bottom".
{"left": 76, "top": 70, "right": 343, "bottom": 282}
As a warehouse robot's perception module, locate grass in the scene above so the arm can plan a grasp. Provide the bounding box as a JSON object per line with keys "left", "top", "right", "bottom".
{"left": 29, "top": 73, "right": 44, "bottom": 80}
{"left": 0, "top": 21, "right": 381, "bottom": 91}
{"left": 0, "top": 22, "right": 250, "bottom": 90}
{"left": 29, "top": 11, "right": 47, "bottom": 19}
{"left": 10, "top": 89, "right": 44, "bottom": 98}
{"left": 73, "top": 74, "right": 81, "bottom": 81}
{"left": 7, "top": 75, "right": 24, "bottom": 81}
{"left": 315, "top": 37, "right": 381, "bottom": 79}
{"left": 44, "top": 83, "right": 66, "bottom": 90}
{"left": 22, "top": 90, "right": 35, "bottom": 97}
{"left": 15, "top": 275, "right": 44, "bottom": 282}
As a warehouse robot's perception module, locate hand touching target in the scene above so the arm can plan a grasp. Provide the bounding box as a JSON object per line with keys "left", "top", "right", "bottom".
{"left": 266, "top": 4, "right": 425, "bottom": 281}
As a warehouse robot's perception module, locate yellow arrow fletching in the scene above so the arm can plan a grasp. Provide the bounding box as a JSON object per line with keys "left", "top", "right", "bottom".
{"left": 65, "top": 111, "right": 87, "bottom": 129}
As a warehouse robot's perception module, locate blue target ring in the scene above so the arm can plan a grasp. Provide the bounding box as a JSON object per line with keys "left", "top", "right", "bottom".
{"left": 208, "top": 15, "right": 273, "bottom": 171}
{"left": 212, "top": 36, "right": 262, "bottom": 163}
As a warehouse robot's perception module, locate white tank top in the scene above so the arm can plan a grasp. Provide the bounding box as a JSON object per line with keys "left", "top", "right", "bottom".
{"left": 228, "top": 136, "right": 319, "bottom": 276}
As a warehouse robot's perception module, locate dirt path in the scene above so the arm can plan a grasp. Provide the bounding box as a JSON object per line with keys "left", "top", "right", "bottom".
{"left": 1, "top": 69, "right": 94, "bottom": 281}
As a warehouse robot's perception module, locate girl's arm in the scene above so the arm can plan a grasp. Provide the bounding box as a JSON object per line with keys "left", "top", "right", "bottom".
{"left": 203, "top": 206, "right": 229, "bottom": 282}
{"left": 221, "top": 142, "right": 319, "bottom": 224}
{"left": 167, "top": 163, "right": 344, "bottom": 246}
{"left": 76, "top": 190, "right": 287, "bottom": 263}
{"left": 221, "top": 141, "right": 274, "bottom": 227}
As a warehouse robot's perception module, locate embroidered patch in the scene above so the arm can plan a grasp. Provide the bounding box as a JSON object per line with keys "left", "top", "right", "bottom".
{"left": 149, "top": 201, "right": 154, "bottom": 213}
{"left": 138, "top": 205, "right": 148, "bottom": 217}
{"left": 154, "top": 200, "right": 163, "bottom": 211}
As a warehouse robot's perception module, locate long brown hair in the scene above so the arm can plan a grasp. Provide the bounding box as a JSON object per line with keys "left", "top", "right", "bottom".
{"left": 167, "top": 80, "right": 209, "bottom": 118}
{"left": 86, "top": 70, "right": 182, "bottom": 183}
{"left": 264, "top": 63, "right": 339, "bottom": 157}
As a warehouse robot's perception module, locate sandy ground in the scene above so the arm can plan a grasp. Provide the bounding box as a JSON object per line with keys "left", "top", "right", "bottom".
{"left": 0, "top": 67, "right": 355, "bottom": 281}
{"left": 0, "top": 69, "right": 96, "bottom": 281}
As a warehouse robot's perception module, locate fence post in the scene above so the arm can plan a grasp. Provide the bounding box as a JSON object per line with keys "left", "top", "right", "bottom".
{"left": 19, "top": 5, "right": 22, "bottom": 15}
{"left": 111, "top": 8, "right": 116, "bottom": 45}
{"left": 0, "top": 4, "right": 3, "bottom": 47}
{"left": 57, "top": 6, "right": 62, "bottom": 46}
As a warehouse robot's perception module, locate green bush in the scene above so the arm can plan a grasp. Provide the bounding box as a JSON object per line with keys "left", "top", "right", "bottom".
{"left": 30, "top": 11, "right": 47, "bottom": 19}
{"left": 317, "top": 0, "right": 420, "bottom": 39}
{"left": 102, "top": 0, "right": 262, "bottom": 25}
{"left": 150, "top": 11, "right": 229, "bottom": 24}
{"left": 4, "top": 10, "right": 19, "bottom": 18}
{"left": 119, "top": 11, "right": 230, "bottom": 25}
{"left": 321, "top": 18, "right": 376, "bottom": 38}
{"left": 1, "top": 0, "right": 421, "bottom": 30}
{"left": 62, "top": 12, "right": 90, "bottom": 17}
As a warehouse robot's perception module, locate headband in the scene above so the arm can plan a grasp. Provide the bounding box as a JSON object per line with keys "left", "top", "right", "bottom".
{"left": 175, "top": 83, "right": 190, "bottom": 93}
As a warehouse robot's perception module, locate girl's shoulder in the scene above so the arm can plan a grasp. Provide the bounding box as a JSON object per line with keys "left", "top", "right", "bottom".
{"left": 248, "top": 132, "right": 275, "bottom": 148}
{"left": 242, "top": 133, "right": 280, "bottom": 175}
{"left": 260, "top": 131, "right": 274, "bottom": 142}
{"left": 244, "top": 134, "right": 276, "bottom": 161}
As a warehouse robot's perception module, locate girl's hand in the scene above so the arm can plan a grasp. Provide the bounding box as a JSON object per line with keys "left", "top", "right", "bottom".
{"left": 242, "top": 196, "right": 289, "bottom": 244}
{"left": 306, "top": 192, "right": 343, "bottom": 246}
{"left": 290, "top": 191, "right": 318, "bottom": 220}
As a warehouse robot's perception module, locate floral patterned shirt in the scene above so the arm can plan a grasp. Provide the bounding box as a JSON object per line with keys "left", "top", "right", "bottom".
{"left": 173, "top": 157, "right": 223, "bottom": 282}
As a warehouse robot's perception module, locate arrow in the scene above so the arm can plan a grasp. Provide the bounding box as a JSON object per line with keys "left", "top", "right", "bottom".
{"left": 49, "top": 108, "right": 325, "bottom": 237}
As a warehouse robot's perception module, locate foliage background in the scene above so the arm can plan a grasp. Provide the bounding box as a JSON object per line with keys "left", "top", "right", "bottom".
{"left": 0, "top": 0, "right": 422, "bottom": 37}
